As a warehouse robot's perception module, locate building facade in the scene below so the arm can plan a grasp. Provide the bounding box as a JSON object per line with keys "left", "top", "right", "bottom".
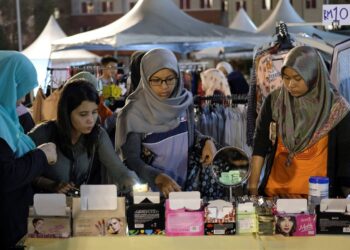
{"left": 227, "top": 0, "right": 323, "bottom": 27}
{"left": 64, "top": 0, "right": 333, "bottom": 36}
{"left": 68, "top": 0, "right": 225, "bottom": 34}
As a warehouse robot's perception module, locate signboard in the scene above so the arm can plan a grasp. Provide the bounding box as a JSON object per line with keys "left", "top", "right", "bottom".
{"left": 323, "top": 5, "right": 350, "bottom": 26}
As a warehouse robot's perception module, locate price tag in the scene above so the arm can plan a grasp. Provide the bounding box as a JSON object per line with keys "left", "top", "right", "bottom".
{"left": 323, "top": 5, "right": 350, "bottom": 26}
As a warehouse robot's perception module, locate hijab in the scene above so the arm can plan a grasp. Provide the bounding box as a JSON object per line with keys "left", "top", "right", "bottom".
{"left": 271, "top": 46, "right": 350, "bottom": 164}
{"left": 116, "top": 48, "right": 193, "bottom": 150}
{"left": 216, "top": 61, "right": 234, "bottom": 75}
{"left": 67, "top": 71, "right": 98, "bottom": 89}
{"left": 129, "top": 51, "right": 146, "bottom": 93}
{"left": 0, "top": 51, "right": 38, "bottom": 157}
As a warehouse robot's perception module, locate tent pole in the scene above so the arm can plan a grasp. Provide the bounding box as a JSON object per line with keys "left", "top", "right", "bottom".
{"left": 16, "top": 0, "right": 22, "bottom": 51}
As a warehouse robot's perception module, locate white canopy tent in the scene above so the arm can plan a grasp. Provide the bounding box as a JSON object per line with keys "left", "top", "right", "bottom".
{"left": 22, "top": 16, "right": 100, "bottom": 88}
{"left": 51, "top": 0, "right": 268, "bottom": 55}
{"left": 193, "top": 8, "right": 257, "bottom": 60}
{"left": 229, "top": 8, "right": 257, "bottom": 33}
{"left": 257, "top": 0, "right": 349, "bottom": 46}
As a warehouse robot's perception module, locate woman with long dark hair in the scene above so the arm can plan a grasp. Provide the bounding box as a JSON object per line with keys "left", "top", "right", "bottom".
{"left": 29, "top": 80, "right": 139, "bottom": 194}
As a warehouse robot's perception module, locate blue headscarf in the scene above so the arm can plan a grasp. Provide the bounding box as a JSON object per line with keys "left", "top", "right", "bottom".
{"left": 0, "top": 51, "right": 38, "bottom": 157}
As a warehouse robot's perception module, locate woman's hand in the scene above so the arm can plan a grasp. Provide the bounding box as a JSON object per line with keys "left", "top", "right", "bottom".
{"left": 200, "top": 139, "right": 217, "bottom": 166}
{"left": 155, "top": 173, "right": 181, "bottom": 198}
{"left": 37, "top": 142, "right": 57, "bottom": 165}
{"left": 53, "top": 182, "right": 76, "bottom": 194}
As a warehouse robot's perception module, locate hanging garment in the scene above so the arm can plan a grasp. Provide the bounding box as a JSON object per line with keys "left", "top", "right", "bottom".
{"left": 330, "top": 41, "right": 350, "bottom": 103}
{"left": 32, "top": 87, "right": 61, "bottom": 124}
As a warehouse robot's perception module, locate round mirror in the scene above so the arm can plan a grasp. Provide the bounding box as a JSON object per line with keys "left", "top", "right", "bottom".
{"left": 210, "top": 146, "right": 250, "bottom": 188}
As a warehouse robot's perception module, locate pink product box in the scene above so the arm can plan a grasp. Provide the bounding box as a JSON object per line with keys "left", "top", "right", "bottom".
{"left": 165, "top": 200, "right": 204, "bottom": 236}
{"left": 275, "top": 214, "right": 316, "bottom": 237}
{"left": 274, "top": 199, "right": 316, "bottom": 237}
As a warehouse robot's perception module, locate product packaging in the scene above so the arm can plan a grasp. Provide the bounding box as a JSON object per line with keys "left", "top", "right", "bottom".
{"left": 165, "top": 191, "right": 204, "bottom": 236}
{"left": 27, "top": 194, "right": 71, "bottom": 238}
{"left": 72, "top": 185, "right": 126, "bottom": 236}
{"left": 127, "top": 192, "right": 165, "bottom": 235}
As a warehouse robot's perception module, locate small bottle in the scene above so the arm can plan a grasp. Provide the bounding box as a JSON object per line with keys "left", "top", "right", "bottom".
{"left": 308, "top": 176, "right": 329, "bottom": 213}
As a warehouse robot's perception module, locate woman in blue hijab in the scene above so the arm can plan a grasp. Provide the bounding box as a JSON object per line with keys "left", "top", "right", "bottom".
{"left": 0, "top": 51, "right": 57, "bottom": 248}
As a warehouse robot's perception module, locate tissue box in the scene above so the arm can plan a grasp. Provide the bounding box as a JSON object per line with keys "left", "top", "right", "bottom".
{"left": 27, "top": 207, "right": 71, "bottom": 238}
{"left": 236, "top": 202, "right": 258, "bottom": 234}
{"left": 274, "top": 199, "right": 316, "bottom": 236}
{"left": 72, "top": 197, "right": 126, "bottom": 236}
{"left": 127, "top": 192, "right": 165, "bottom": 235}
{"left": 27, "top": 194, "right": 71, "bottom": 238}
{"left": 165, "top": 192, "right": 204, "bottom": 236}
{"left": 204, "top": 200, "right": 236, "bottom": 235}
{"left": 316, "top": 199, "right": 350, "bottom": 234}
{"left": 274, "top": 214, "right": 316, "bottom": 236}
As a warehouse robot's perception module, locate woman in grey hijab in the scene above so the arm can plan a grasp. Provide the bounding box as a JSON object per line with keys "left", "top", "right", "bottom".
{"left": 116, "top": 48, "right": 217, "bottom": 197}
{"left": 248, "top": 46, "right": 350, "bottom": 198}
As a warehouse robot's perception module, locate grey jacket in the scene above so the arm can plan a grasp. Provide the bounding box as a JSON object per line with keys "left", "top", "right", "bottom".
{"left": 28, "top": 121, "right": 139, "bottom": 192}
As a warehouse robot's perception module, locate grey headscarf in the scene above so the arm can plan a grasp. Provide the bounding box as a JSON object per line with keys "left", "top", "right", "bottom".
{"left": 116, "top": 48, "right": 193, "bottom": 151}
{"left": 271, "top": 46, "right": 349, "bottom": 165}
{"left": 66, "top": 71, "right": 98, "bottom": 89}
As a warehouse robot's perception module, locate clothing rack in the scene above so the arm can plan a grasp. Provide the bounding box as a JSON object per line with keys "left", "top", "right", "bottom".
{"left": 194, "top": 94, "right": 248, "bottom": 105}
{"left": 179, "top": 61, "right": 209, "bottom": 71}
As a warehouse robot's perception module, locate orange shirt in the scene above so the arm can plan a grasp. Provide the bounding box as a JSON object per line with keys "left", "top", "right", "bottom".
{"left": 265, "top": 135, "right": 328, "bottom": 197}
{"left": 98, "top": 98, "right": 113, "bottom": 124}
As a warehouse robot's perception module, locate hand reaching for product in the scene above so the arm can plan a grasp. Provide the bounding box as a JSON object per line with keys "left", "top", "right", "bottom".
{"left": 54, "top": 182, "right": 76, "bottom": 194}
{"left": 155, "top": 173, "right": 181, "bottom": 198}
{"left": 200, "top": 139, "right": 217, "bottom": 166}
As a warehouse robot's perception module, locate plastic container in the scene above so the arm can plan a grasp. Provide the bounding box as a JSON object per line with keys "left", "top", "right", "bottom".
{"left": 308, "top": 176, "right": 329, "bottom": 213}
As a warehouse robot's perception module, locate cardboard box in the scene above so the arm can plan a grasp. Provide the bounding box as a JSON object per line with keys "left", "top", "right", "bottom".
{"left": 204, "top": 200, "right": 236, "bottom": 235}
{"left": 72, "top": 185, "right": 126, "bottom": 236}
{"left": 27, "top": 194, "right": 71, "bottom": 238}
{"left": 316, "top": 199, "right": 350, "bottom": 234}
{"left": 165, "top": 192, "right": 204, "bottom": 236}
{"left": 127, "top": 192, "right": 165, "bottom": 235}
{"left": 274, "top": 199, "right": 316, "bottom": 236}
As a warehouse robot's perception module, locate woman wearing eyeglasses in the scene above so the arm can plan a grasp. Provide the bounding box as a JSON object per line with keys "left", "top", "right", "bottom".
{"left": 116, "top": 48, "right": 217, "bottom": 198}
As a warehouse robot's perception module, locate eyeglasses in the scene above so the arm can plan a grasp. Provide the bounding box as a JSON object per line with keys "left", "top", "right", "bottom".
{"left": 149, "top": 77, "right": 177, "bottom": 87}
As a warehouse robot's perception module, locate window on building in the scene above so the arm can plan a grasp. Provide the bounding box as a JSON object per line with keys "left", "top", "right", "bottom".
{"left": 221, "top": 0, "right": 228, "bottom": 12}
{"left": 102, "top": 1, "right": 113, "bottom": 13}
{"left": 81, "top": 2, "right": 87, "bottom": 13}
{"left": 236, "top": 1, "right": 246, "bottom": 11}
{"left": 186, "top": 0, "right": 191, "bottom": 9}
{"left": 180, "top": 0, "right": 191, "bottom": 9}
{"left": 262, "top": 0, "right": 271, "bottom": 10}
{"left": 87, "top": 2, "right": 94, "bottom": 14}
{"left": 200, "top": 0, "right": 212, "bottom": 8}
{"left": 306, "top": 0, "right": 316, "bottom": 9}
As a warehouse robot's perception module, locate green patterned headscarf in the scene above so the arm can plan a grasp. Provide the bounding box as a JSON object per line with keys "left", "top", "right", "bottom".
{"left": 271, "top": 46, "right": 349, "bottom": 165}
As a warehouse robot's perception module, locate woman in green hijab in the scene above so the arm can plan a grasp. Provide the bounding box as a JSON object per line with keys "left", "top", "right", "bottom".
{"left": 248, "top": 46, "right": 350, "bottom": 198}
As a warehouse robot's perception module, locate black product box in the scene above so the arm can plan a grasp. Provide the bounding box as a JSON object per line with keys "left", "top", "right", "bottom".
{"left": 316, "top": 199, "right": 350, "bottom": 234}
{"left": 127, "top": 192, "right": 165, "bottom": 235}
